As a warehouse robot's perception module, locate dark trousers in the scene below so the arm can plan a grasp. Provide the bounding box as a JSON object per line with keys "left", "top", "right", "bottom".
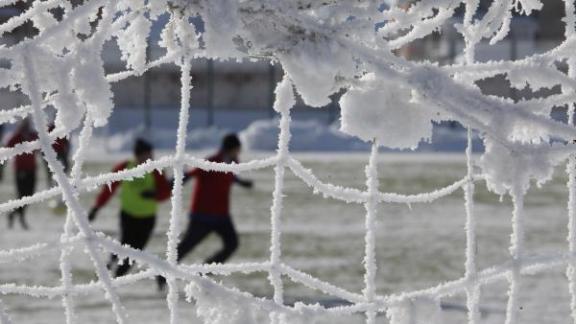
{"left": 156, "top": 215, "right": 239, "bottom": 290}
{"left": 177, "top": 214, "right": 239, "bottom": 264}
{"left": 110, "top": 211, "right": 155, "bottom": 277}
{"left": 8, "top": 170, "right": 36, "bottom": 229}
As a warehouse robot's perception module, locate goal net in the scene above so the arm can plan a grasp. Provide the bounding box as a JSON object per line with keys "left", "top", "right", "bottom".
{"left": 0, "top": 0, "right": 575, "bottom": 323}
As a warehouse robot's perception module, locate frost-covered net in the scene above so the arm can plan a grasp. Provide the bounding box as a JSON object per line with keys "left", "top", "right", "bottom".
{"left": 2, "top": 0, "right": 576, "bottom": 323}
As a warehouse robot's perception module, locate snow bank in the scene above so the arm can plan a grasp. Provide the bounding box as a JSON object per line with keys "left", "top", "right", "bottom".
{"left": 82, "top": 117, "right": 484, "bottom": 154}
{"left": 240, "top": 119, "right": 368, "bottom": 152}
{"left": 239, "top": 119, "right": 482, "bottom": 152}
{"left": 85, "top": 126, "right": 228, "bottom": 154}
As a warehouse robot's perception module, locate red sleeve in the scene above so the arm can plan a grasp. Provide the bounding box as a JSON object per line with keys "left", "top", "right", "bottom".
{"left": 154, "top": 170, "right": 171, "bottom": 202}
{"left": 93, "top": 161, "right": 129, "bottom": 209}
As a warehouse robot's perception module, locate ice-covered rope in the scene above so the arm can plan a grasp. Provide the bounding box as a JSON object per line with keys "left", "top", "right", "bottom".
{"left": 0, "top": 234, "right": 83, "bottom": 264}
{"left": 462, "top": 3, "right": 481, "bottom": 323}
{"left": 464, "top": 128, "right": 480, "bottom": 324}
{"left": 56, "top": 1, "right": 118, "bottom": 319}
{"left": 0, "top": 51, "right": 180, "bottom": 126}
{"left": 505, "top": 179, "right": 526, "bottom": 324}
{"left": 0, "top": 155, "right": 277, "bottom": 216}
{"left": 0, "top": 149, "right": 478, "bottom": 221}
{"left": 22, "top": 46, "right": 128, "bottom": 323}
{"left": 568, "top": 105, "right": 576, "bottom": 323}
{"left": 2, "top": 225, "right": 576, "bottom": 320}
{"left": 0, "top": 122, "right": 563, "bottom": 323}
{"left": 267, "top": 75, "right": 294, "bottom": 315}
{"left": 3, "top": 0, "right": 576, "bottom": 323}
{"left": 363, "top": 142, "right": 379, "bottom": 324}
{"left": 566, "top": 2, "right": 576, "bottom": 322}
{"left": 58, "top": 114, "right": 93, "bottom": 324}
{"left": 163, "top": 55, "right": 193, "bottom": 324}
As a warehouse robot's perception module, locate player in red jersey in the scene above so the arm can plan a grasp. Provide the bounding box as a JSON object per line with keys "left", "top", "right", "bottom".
{"left": 157, "top": 134, "right": 253, "bottom": 290}
{"left": 45, "top": 124, "right": 71, "bottom": 214}
{"left": 5, "top": 119, "right": 38, "bottom": 229}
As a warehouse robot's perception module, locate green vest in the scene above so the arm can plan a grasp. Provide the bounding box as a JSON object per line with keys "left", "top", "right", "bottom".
{"left": 120, "top": 161, "right": 157, "bottom": 218}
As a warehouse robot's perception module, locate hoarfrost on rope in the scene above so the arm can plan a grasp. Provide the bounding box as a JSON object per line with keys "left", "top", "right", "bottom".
{"left": 2, "top": 0, "right": 576, "bottom": 323}
{"left": 339, "top": 73, "right": 437, "bottom": 149}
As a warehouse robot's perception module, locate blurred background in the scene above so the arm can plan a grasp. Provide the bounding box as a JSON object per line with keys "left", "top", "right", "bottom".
{"left": 1, "top": 0, "right": 571, "bottom": 154}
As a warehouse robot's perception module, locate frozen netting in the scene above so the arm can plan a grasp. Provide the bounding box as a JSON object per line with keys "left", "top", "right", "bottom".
{"left": 1, "top": 0, "right": 576, "bottom": 323}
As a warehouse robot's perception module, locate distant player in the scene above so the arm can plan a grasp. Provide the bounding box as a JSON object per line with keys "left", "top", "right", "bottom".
{"left": 45, "top": 124, "right": 71, "bottom": 214}
{"left": 157, "top": 133, "right": 253, "bottom": 290}
{"left": 6, "top": 119, "right": 38, "bottom": 230}
{"left": 88, "top": 138, "right": 171, "bottom": 277}
{"left": 44, "top": 124, "right": 71, "bottom": 183}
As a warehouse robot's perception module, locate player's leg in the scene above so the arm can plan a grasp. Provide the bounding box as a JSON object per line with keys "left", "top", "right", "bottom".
{"left": 115, "top": 215, "right": 156, "bottom": 277}
{"left": 16, "top": 170, "right": 35, "bottom": 230}
{"left": 110, "top": 211, "right": 131, "bottom": 275}
{"left": 8, "top": 171, "right": 25, "bottom": 229}
{"left": 43, "top": 159, "right": 52, "bottom": 187}
{"left": 205, "top": 217, "right": 238, "bottom": 264}
{"left": 57, "top": 152, "right": 70, "bottom": 175}
{"left": 107, "top": 254, "right": 118, "bottom": 272}
{"left": 115, "top": 212, "right": 145, "bottom": 277}
{"left": 7, "top": 209, "right": 16, "bottom": 229}
{"left": 156, "top": 215, "right": 212, "bottom": 290}
{"left": 176, "top": 216, "right": 212, "bottom": 262}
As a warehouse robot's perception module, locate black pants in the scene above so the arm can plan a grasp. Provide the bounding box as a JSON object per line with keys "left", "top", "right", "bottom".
{"left": 156, "top": 215, "right": 239, "bottom": 290}
{"left": 177, "top": 215, "right": 239, "bottom": 264}
{"left": 110, "top": 211, "right": 156, "bottom": 277}
{"left": 8, "top": 170, "right": 36, "bottom": 229}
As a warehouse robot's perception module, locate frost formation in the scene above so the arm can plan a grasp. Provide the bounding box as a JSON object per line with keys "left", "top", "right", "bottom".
{"left": 1, "top": 0, "right": 576, "bottom": 324}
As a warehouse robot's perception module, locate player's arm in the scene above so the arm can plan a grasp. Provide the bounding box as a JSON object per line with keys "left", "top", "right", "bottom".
{"left": 168, "top": 168, "right": 199, "bottom": 187}
{"left": 183, "top": 168, "right": 199, "bottom": 183}
{"left": 150, "top": 170, "right": 172, "bottom": 202}
{"left": 230, "top": 157, "right": 252, "bottom": 188}
{"left": 234, "top": 175, "right": 253, "bottom": 189}
{"left": 88, "top": 161, "right": 128, "bottom": 221}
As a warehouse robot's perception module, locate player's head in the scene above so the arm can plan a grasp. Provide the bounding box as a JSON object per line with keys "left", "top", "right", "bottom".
{"left": 134, "top": 138, "right": 153, "bottom": 163}
{"left": 220, "top": 133, "right": 241, "bottom": 160}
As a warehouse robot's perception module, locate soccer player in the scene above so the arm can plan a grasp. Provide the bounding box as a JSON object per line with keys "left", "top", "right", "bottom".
{"left": 6, "top": 119, "right": 38, "bottom": 230}
{"left": 88, "top": 138, "right": 171, "bottom": 277}
{"left": 45, "top": 124, "right": 71, "bottom": 214}
{"left": 44, "top": 124, "right": 71, "bottom": 184}
{"left": 157, "top": 133, "right": 253, "bottom": 290}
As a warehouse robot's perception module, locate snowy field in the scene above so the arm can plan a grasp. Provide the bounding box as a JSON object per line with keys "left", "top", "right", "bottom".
{"left": 0, "top": 153, "right": 572, "bottom": 323}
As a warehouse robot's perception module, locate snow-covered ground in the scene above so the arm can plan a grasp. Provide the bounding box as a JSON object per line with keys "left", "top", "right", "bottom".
{"left": 0, "top": 153, "right": 572, "bottom": 323}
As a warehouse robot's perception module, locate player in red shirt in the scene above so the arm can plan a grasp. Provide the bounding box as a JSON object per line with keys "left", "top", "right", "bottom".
{"left": 44, "top": 124, "right": 71, "bottom": 184}
{"left": 157, "top": 134, "right": 253, "bottom": 290}
{"left": 5, "top": 119, "right": 38, "bottom": 229}
{"left": 45, "top": 124, "right": 71, "bottom": 214}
